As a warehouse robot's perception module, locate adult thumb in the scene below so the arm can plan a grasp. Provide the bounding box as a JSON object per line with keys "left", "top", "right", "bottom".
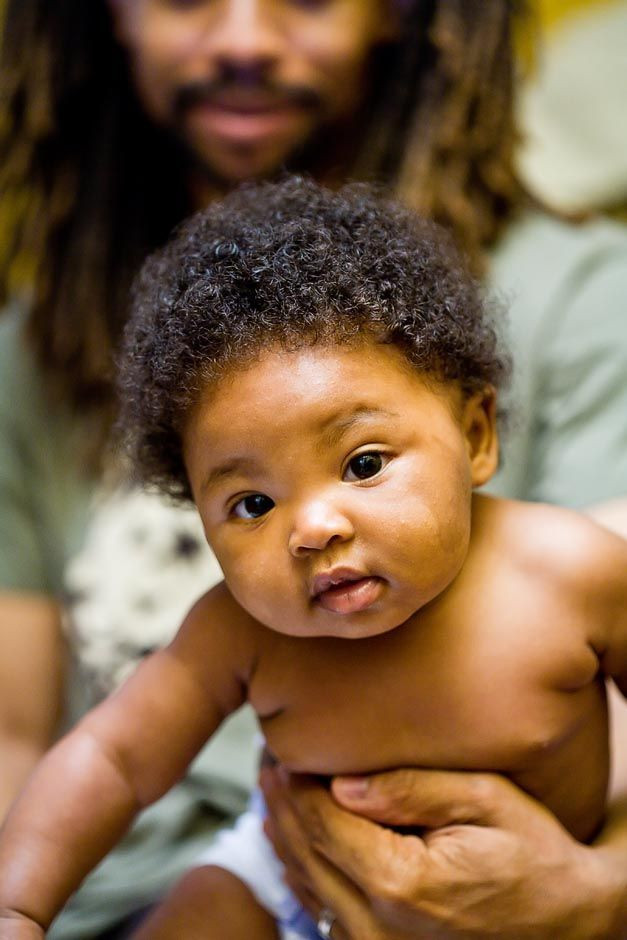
{"left": 331, "top": 767, "right": 528, "bottom": 830}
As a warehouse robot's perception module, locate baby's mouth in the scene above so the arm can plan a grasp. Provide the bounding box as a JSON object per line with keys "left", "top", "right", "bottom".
{"left": 311, "top": 569, "right": 384, "bottom": 615}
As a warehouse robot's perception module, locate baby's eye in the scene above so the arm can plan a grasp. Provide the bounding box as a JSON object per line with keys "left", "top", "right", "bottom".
{"left": 344, "top": 452, "right": 386, "bottom": 482}
{"left": 232, "top": 494, "right": 275, "bottom": 520}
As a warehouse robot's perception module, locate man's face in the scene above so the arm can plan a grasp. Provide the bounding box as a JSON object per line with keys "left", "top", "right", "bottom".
{"left": 183, "top": 342, "right": 497, "bottom": 640}
{"left": 109, "top": 0, "right": 395, "bottom": 184}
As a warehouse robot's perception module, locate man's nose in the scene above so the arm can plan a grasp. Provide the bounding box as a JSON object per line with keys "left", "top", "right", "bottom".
{"left": 288, "top": 499, "right": 355, "bottom": 557}
{"left": 202, "top": 0, "right": 284, "bottom": 72}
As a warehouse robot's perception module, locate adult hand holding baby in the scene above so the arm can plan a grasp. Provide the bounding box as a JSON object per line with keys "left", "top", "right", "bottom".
{"left": 261, "top": 766, "right": 627, "bottom": 939}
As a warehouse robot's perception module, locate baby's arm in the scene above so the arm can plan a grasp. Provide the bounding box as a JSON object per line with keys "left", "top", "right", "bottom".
{"left": 0, "top": 584, "right": 252, "bottom": 936}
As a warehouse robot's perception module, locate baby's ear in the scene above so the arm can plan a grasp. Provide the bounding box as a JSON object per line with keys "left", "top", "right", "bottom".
{"left": 462, "top": 387, "right": 499, "bottom": 486}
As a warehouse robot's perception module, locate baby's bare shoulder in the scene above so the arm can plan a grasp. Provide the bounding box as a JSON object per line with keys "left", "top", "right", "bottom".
{"left": 468, "top": 495, "right": 627, "bottom": 689}
{"left": 475, "top": 495, "right": 627, "bottom": 632}
{"left": 476, "top": 495, "right": 625, "bottom": 587}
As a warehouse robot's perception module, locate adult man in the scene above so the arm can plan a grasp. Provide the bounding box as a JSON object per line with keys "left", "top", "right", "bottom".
{"left": 0, "top": 2, "right": 626, "bottom": 939}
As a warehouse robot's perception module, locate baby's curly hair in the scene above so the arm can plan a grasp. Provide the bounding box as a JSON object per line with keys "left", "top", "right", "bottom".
{"left": 118, "top": 177, "right": 510, "bottom": 500}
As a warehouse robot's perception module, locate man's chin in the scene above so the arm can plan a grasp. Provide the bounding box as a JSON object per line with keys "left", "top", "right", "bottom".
{"left": 177, "top": 120, "right": 345, "bottom": 192}
{"left": 182, "top": 154, "right": 284, "bottom": 196}
{"left": 180, "top": 129, "right": 303, "bottom": 182}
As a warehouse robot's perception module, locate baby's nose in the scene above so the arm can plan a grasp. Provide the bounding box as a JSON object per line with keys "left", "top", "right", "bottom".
{"left": 288, "top": 500, "right": 354, "bottom": 556}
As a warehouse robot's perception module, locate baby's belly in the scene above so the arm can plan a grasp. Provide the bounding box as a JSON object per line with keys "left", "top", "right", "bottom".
{"left": 261, "top": 681, "right": 609, "bottom": 843}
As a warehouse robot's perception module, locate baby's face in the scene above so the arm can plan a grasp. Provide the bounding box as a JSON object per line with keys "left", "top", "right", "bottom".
{"left": 183, "top": 342, "right": 497, "bottom": 639}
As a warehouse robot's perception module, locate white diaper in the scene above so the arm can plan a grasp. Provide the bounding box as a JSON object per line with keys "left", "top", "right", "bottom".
{"left": 196, "top": 790, "right": 323, "bottom": 940}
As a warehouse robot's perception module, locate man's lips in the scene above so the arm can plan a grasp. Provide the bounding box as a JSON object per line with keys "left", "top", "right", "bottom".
{"left": 176, "top": 78, "right": 320, "bottom": 115}
{"left": 196, "top": 91, "right": 301, "bottom": 113}
{"left": 311, "top": 568, "right": 384, "bottom": 615}
{"left": 184, "top": 98, "right": 303, "bottom": 144}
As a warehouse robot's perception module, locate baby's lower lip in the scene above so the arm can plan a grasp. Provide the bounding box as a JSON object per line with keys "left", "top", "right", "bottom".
{"left": 316, "top": 577, "right": 384, "bottom": 615}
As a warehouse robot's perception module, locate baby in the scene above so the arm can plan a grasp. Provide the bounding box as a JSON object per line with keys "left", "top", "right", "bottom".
{"left": 0, "top": 178, "right": 625, "bottom": 940}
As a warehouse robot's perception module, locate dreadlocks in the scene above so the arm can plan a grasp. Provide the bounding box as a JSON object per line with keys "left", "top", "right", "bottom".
{"left": 0, "top": 0, "right": 526, "bottom": 435}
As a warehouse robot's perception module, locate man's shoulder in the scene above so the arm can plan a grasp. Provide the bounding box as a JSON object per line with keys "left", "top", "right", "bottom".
{"left": 491, "top": 210, "right": 627, "bottom": 279}
{"left": 488, "top": 210, "right": 627, "bottom": 328}
{"left": 0, "top": 300, "right": 77, "bottom": 445}
{"left": 0, "top": 301, "right": 51, "bottom": 418}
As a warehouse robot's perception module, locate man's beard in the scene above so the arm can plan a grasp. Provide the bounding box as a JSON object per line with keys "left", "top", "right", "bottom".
{"left": 173, "top": 70, "right": 322, "bottom": 118}
{"left": 167, "top": 71, "right": 351, "bottom": 186}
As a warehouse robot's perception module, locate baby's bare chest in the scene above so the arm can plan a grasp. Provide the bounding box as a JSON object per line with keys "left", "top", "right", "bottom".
{"left": 251, "top": 615, "right": 608, "bottom": 841}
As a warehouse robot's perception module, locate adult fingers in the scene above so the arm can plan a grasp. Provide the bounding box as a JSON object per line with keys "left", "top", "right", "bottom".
{"left": 261, "top": 767, "right": 408, "bottom": 939}
{"left": 263, "top": 767, "right": 614, "bottom": 940}
{"left": 331, "top": 767, "right": 551, "bottom": 832}
{"left": 262, "top": 766, "right": 431, "bottom": 910}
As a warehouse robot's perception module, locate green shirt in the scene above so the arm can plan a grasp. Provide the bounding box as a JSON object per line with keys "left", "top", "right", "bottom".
{"left": 486, "top": 211, "right": 627, "bottom": 506}
{"left": 0, "top": 304, "right": 90, "bottom": 595}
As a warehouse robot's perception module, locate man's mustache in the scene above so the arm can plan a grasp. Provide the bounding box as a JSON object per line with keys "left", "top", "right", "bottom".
{"left": 173, "top": 75, "right": 322, "bottom": 117}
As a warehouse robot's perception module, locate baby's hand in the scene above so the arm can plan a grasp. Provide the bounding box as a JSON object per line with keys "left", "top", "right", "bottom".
{"left": 0, "top": 910, "right": 44, "bottom": 939}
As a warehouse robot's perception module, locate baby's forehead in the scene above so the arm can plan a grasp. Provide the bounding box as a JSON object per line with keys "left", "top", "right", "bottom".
{"left": 187, "top": 339, "right": 462, "bottom": 439}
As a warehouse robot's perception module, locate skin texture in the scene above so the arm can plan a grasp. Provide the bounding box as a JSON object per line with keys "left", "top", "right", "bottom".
{"left": 0, "top": 342, "right": 626, "bottom": 939}
{"left": 109, "top": 0, "right": 395, "bottom": 185}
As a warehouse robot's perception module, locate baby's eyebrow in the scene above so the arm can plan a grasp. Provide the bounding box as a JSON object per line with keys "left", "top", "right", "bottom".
{"left": 201, "top": 408, "right": 398, "bottom": 492}
{"left": 201, "top": 456, "right": 262, "bottom": 493}
{"left": 319, "top": 406, "right": 398, "bottom": 447}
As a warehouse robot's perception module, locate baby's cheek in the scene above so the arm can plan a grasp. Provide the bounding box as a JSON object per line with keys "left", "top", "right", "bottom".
{"left": 227, "top": 552, "right": 286, "bottom": 619}
{"left": 384, "top": 497, "right": 467, "bottom": 578}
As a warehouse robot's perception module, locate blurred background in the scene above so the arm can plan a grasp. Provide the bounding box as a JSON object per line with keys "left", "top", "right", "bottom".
{"left": 1, "top": 0, "right": 625, "bottom": 218}
{"left": 517, "top": 0, "right": 627, "bottom": 217}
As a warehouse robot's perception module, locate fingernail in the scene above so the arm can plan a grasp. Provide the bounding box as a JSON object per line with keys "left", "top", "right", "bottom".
{"left": 334, "top": 776, "right": 369, "bottom": 799}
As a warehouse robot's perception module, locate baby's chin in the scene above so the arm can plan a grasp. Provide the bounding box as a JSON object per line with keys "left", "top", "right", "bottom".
{"left": 312, "top": 620, "right": 406, "bottom": 641}
{"left": 262, "top": 608, "right": 414, "bottom": 642}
